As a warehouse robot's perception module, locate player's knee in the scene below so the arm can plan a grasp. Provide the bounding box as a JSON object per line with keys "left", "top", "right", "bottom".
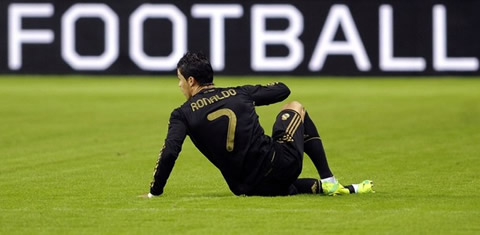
{"left": 282, "top": 101, "right": 305, "bottom": 121}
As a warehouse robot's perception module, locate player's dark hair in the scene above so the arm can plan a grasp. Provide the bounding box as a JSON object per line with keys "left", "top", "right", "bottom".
{"left": 177, "top": 52, "right": 214, "bottom": 86}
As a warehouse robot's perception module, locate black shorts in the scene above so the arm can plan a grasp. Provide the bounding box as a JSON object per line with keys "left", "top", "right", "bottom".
{"left": 248, "top": 109, "right": 304, "bottom": 196}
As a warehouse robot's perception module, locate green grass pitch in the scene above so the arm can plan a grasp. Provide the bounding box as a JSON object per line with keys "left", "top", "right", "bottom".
{"left": 1, "top": 76, "right": 479, "bottom": 234}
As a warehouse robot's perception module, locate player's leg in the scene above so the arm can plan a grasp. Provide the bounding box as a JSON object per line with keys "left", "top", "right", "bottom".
{"left": 293, "top": 178, "right": 349, "bottom": 195}
{"left": 285, "top": 102, "right": 354, "bottom": 195}
{"left": 255, "top": 101, "right": 305, "bottom": 196}
{"left": 292, "top": 179, "right": 375, "bottom": 195}
{"left": 343, "top": 180, "right": 375, "bottom": 194}
{"left": 280, "top": 102, "right": 374, "bottom": 195}
{"left": 287, "top": 103, "right": 343, "bottom": 192}
{"left": 293, "top": 178, "right": 321, "bottom": 194}
{"left": 302, "top": 110, "right": 375, "bottom": 194}
{"left": 277, "top": 102, "right": 336, "bottom": 195}
{"left": 276, "top": 102, "right": 341, "bottom": 195}
{"left": 265, "top": 102, "right": 374, "bottom": 196}
{"left": 292, "top": 178, "right": 375, "bottom": 195}
{"left": 303, "top": 111, "right": 334, "bottom": 179}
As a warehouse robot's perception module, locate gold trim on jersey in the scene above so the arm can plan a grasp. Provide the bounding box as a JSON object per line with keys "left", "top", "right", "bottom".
{"left": 190, "top": 89, "right": 237, "bottom": 112}
{"left": 305, "top": 136, "right": 321, "bottom": 143}
{"left": 150, "top": 145, "right": 165, "bottom": 188}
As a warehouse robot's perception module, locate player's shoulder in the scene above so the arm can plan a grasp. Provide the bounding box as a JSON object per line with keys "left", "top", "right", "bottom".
{"left": 174, "top": 85, "right": 255, "bottom": 113}
{"left": 236, "top": 82, "right": 287, "bottom": 91}
{"left": 228, "top": 84, "right": 256, "bottom": 94}
{"left": 169, "top": 106, "right": 187, "bottom": 121}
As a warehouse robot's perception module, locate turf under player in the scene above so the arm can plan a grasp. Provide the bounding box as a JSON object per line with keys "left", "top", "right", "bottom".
{"left": 144, "top": 52, "right": 374, "bottom": 197}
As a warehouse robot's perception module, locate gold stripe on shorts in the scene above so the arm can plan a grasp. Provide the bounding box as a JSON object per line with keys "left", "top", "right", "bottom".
{"left": 284, "top": 112, "right": 301, "bottom": 141}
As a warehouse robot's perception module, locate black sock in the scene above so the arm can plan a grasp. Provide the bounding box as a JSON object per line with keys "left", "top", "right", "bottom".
{"left": 293, "top": 178, "right": 321, "bottom": 194}
{"left": 344, "top": 185, "right": 355, "bottom": 194}
{"left": 303, "top": 112, "right": 333, "bottom": 178}
{"left": 293, "top": 179, "right": 355, "bottom": 194}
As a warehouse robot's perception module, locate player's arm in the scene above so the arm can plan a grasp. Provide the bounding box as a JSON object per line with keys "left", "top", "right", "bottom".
{"left": 243, "top": 82, "right": 290, "bottom": 106}
{"left": 149, "top": 109, "right": 187, "bottom": 197}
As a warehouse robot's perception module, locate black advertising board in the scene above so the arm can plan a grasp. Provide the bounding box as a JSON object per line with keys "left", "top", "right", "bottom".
{"left": 0, "top": 0, "right": 479, "bottom": 75}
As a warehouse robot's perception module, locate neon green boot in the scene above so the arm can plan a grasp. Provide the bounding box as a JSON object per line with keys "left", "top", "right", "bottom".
{"left": 321, "top": 181, "right": 350, "bottom": 196}
{"left": 355, "top": 180, "right": 375, "bottom": 194}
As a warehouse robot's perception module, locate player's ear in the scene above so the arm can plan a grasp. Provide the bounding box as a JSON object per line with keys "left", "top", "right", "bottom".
{"left": 187, "top": 76, "right": 197, "bottom": 86}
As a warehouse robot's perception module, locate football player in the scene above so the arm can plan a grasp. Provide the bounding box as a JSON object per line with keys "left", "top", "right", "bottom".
{"left": 144, "top": 52, "right": 373, "bottom": 197}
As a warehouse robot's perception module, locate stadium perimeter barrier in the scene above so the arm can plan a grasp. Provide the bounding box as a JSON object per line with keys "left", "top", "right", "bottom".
{"left": 0, "top": 0, "right": 479, "bottom": 76}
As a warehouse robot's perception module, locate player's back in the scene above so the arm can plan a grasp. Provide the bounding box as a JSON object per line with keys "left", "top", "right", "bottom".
{"left": 178, "top": 86, "right": 274, "bottom": 194}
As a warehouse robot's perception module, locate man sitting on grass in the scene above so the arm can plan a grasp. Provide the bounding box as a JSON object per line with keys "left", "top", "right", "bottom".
{"left": 144, "top": 52, "right": 374, "bottom": 197}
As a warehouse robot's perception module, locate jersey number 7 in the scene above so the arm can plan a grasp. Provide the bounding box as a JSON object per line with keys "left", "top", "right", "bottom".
{"left": 207, "top": 108, "right": 237, "bottom": 152}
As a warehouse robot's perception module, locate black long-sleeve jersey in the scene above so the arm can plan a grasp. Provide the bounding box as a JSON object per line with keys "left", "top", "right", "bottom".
{"left": 150, "top": 82, "right": 290, "bottom": 195}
